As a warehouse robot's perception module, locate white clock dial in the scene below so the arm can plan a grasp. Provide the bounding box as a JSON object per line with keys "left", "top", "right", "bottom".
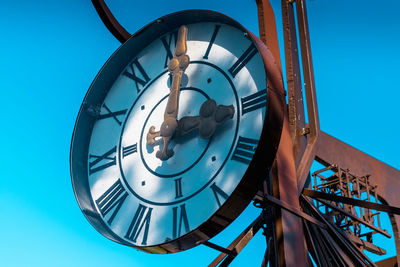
{"left": 72, "top": 10, "right": 284, "bottom": 253}
{"left": 87, "top": 22, "right": 266, "bottom": 247}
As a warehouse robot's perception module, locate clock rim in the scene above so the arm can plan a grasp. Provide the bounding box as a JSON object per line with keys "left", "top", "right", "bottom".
{"left": 70, "top": 9, "right": 285, "bottom": 254}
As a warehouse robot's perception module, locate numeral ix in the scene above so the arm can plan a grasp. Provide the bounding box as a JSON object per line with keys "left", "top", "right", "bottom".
{"left": 89, "top": 146, "right": 116, "bottom": 175}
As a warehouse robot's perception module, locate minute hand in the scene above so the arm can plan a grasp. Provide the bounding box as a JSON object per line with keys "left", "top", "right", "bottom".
{"left": 165, "top": 24, "right": 189, "bottom": 117}
{"left": 147, "top": 25, "right": 189, "bottom": 161}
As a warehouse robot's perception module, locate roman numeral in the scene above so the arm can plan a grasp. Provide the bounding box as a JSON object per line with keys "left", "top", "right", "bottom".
{"left": 210, "top": 182, "right": 229, "bottom": 207}
{"left": 203, "top": 25, "right": 221, "bottom": 59}
{"left": 231, "top": 136, "right": 258, "bottom": 164}
{"left": 241, "top": 90, "right": 267, "bottom": 115}
{"left": 172, "top": 204, "right": 190, "bottom": 239}
{"left": 123, "top": 58, "right": 150, "bottom": 93}
{"left": 228, "top": 43, "right": 258, "bottom": 78}
{"left": 89, "top": 146, "right": 117, "bottom": 175}
{"left": 97, "top": 103, "right": 127, "bottom": 126}
{"left": 95, "top": 179, "right": 128, "bottom": 225}
{"left": 125, "top": 204, "right": 153, "bottom": 245}
{"left": 174, "top": 178, "right": 183, "bottom": 199}
{"left": 123, "top": 143, "right": 137, "bottom": 158}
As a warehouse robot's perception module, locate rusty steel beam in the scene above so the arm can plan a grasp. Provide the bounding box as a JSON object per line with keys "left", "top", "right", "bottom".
{"left": 261, "top": 236, "right": 274, "bottom": 267}
{"left": 254, "top": 192, "right": 326, "bottom": 228}
{"left": 302, "top": 196, "right": 377, "bottom": 266}
{"left": 208, "top": 215, "right": 263, "bottom": 267}
{"left": 294, "top": 0, "right": 320, "bottom": 194}
{"left": 269, "top": 108, "right": 308, "bottom": 266}
{"left": 311, "top": 197, "right": 391, "bottom": 239}
{"left": 344, "top": 232, "right": 386, "bottom": 255}
{"left": 281, "top": 0, "right": 319, "bottom": 194}
{"left": 281, "top": 0, "right": 307, "bottom": 165}
{"left": 256, "top": 1, "right": 308, "bottom": 265}
{"left": 303, "top": 188, "right": 400, "bottom": 215}
{"left": 303, "top": 220, "right": 324, "bottom": 266}
{"left": 375, "top": 256, "right": 397, "bottom": 267}
{"left": 91, "top": 0, "right": 131, "bottom": 43}
{"left": 294, "top": 0, "right": 319, "bottom": 136}
{"left": 256, "top": 0, "right": 282, "bottom": 70}
{"left": 202, "top": 241, "right": 237, "bottom": 257}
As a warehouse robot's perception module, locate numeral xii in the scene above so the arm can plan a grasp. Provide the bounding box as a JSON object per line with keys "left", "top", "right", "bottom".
{"left": 203, "top": 25, "right": 221, "bottom": 59}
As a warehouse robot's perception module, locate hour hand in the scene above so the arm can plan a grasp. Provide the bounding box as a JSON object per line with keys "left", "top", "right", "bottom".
{"left": 176, "top": 116, "right": 201, "bottom": 137}
{"left": 176, "top": 99, "right": 235, "bottom": 138}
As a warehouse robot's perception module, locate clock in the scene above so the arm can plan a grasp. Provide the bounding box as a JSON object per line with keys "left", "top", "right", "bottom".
{"left": 71, "top": 10, "right": 284, "bottom": 253}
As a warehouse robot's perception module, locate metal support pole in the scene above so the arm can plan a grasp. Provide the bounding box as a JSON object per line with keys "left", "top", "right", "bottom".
{"left": 256, "top": 1, "right": 308, "bottom": 265}
{"left": 268, "top": 108, "right": 308, "bottom": 266}
{"left": 281, "top": 0, "right": 307, "bottom": 166}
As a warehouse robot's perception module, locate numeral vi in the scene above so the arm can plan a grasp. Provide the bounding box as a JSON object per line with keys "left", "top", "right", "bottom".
{"left": 172, "top": 204, "right": 190, "bottom": 239}
{"left": 125, "top": 204, "right": 153, "bottom": 245}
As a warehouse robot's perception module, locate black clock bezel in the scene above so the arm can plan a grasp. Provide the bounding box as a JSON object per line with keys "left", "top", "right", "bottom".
{"left": 70, "top": 9, "right": 284, "bottom": 254}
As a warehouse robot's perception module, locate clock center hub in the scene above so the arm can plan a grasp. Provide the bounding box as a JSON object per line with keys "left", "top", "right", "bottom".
{"left": 139, "top": 88, "right": 211, "bottom": 178}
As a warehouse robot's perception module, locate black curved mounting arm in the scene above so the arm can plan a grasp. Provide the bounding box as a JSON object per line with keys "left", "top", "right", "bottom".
{"left": 91, "top": 0, "right": 131, "bottom": 43}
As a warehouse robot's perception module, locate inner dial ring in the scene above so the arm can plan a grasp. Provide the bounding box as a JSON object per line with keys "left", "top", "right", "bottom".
{"left": 139, "top": 87, "right": 212, "bottom": 178}
{"left": 118, "top": 62, "right": 240, "bottom": 206}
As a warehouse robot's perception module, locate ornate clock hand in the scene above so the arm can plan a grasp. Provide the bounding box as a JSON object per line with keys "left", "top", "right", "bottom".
{"left": 176, "top": 99, "right": 235, "bottom": 138}
{"left": 146, "top": 25, "right": 189, "bottom": 160}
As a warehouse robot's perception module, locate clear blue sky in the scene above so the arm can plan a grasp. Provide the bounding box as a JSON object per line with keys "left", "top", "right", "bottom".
{"left": 1, "top": 0, "right": 399, "bottom": 266}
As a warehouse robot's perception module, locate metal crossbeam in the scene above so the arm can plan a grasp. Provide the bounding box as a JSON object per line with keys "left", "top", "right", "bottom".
{"left": 254, "top": 192, "right": 326, "bottom": 229}
{"left": 208, "top": 215, "right": 263, "bottom": 267}
{"left": 310, "top": 197, "right": 391, "bottom": 238}
{"left": 303, "top": 188, "right": 400, "bottom": 215}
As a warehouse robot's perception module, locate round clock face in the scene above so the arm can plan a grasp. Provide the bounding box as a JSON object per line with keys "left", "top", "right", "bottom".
{"left": 71, "top": 10, "right": 283, "bottom": 253}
